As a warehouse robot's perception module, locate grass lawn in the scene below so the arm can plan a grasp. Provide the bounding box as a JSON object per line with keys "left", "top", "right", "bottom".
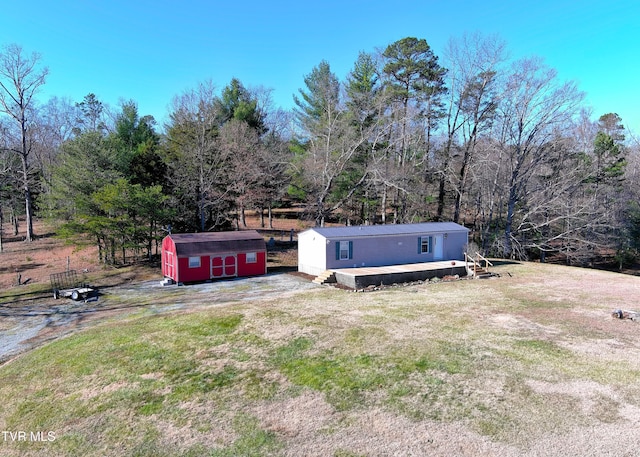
{"left": 1, "top": 261, "right": 640, "bottom": 456}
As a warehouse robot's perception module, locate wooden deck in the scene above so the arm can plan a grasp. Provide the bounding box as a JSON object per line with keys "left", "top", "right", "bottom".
{"left": 331, "top": 260, "right": 470, "bottom": 289}
{"left": 333, "top": 260, "right": 469, "bottom": 276}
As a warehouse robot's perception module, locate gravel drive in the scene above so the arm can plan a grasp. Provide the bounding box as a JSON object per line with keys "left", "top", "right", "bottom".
{"left": 0, "top": 272, "right": 318, "bottom": 363}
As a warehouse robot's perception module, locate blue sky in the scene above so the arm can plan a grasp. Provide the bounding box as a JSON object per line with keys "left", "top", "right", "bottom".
{"left": 2, "top": 0, "right": 639, "bottom": 135}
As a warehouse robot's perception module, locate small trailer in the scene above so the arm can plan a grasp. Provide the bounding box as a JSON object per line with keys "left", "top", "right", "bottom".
{"left": 50, "top": 270, "right": 95, "bottom": 301}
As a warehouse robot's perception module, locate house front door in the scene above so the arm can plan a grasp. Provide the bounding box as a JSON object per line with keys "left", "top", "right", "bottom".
{"left": 211, "top": 255, "right": 237, "bottom": 278}
{"left": 433, "top": 234, "right": 444, "bottom": 260}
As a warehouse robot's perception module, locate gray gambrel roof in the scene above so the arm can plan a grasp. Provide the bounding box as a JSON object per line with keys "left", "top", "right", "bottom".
{"left": 303, "top": 222, "right": 469, "bottom": 239}
{"left": 169, "top": 231, "right": 265, "bottom": 256}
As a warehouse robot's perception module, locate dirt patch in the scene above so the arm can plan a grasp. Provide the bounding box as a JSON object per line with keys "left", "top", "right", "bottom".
{"left": 526, "top": 379, "right": 640, "bottom": 420}
{"left": 0, "top": 223, "right": 99, "bottom": 291}
{"left": 254, "top": 390, "right": 337, "bottom": 438}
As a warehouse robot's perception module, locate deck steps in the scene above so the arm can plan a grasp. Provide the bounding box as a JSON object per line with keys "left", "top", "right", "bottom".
{"left": 467, "top": 266, "right": 489, "bottom": 277}
{"left": 465, "top": 252, "right": 494, "bottom": 278}
{"left": 313, "top": 270, "right": 337, "bottom": 285}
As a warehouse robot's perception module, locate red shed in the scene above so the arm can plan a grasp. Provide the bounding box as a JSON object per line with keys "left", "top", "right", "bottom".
{"left": 162, "top": 231, "right": 267, "bottom": 284}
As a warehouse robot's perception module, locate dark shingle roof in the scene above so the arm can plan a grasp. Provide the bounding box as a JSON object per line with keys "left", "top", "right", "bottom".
{"left": 304, "top": 222, "right": 468, "bottom": 239}
{"left": 169, "top": 231, "right": 265, "bottom": 256}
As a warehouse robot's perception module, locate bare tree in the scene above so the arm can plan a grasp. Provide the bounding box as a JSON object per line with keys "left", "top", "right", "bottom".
{"left": 218, "top": 119, "right": 264, "bottom": 228}
{"left": 293, "top": 61, "right": 373, "bottom": 226}
{"left": 0, "top": 44, "right": 48, "bottom": 242}
{"left": 31, "top": 97, "right": 78, "bottom": 210}
{"left": 440, "top": 32, "right": 507, "bottom": 223}
{"left": 165, "top": 80, "right": 231, "bottom": 231}
{"left": 0, "top": 121, "right": 19, "bottom": 250}
{"left": 299, "top": 105, "right": 371, "bottom": 226}
{"left": 258, "top": 109, "right": 293, "bottom": 228}
{"left": 496, "top": 57, "right": 584, "bottom": 258}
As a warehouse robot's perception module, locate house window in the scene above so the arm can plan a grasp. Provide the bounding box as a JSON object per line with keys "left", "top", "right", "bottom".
{"left": 188, "top": 256, "right": 201, "bottom": 268}
{"left": 246, "top": 252, "right": 257, "bottom": 263}
{"left": 419, "top": 236, "right": 432, "bottom": 254}
{"left": 336, "top": 241, "right": 353, "bottom": 260}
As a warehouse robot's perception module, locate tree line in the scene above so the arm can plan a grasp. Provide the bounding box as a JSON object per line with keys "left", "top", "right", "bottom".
{"left": 0, "top": 36, "right": 639, "bottom": 267}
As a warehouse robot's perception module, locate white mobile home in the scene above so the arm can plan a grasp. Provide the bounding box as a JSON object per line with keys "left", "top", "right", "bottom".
{"left": 298, "top": 222, "right": 470, "bottom": 277}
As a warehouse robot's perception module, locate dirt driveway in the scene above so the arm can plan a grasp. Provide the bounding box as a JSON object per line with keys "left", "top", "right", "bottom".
{"left": 0, "top": 272, "right": 318, "bottom": 363}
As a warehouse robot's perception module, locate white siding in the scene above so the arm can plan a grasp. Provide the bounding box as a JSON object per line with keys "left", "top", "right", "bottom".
{"left": 297, "top": 230, "right": 328, "bottom": 276}
{"left": 298, "top": 223, "right": 469, "bottom": 274}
